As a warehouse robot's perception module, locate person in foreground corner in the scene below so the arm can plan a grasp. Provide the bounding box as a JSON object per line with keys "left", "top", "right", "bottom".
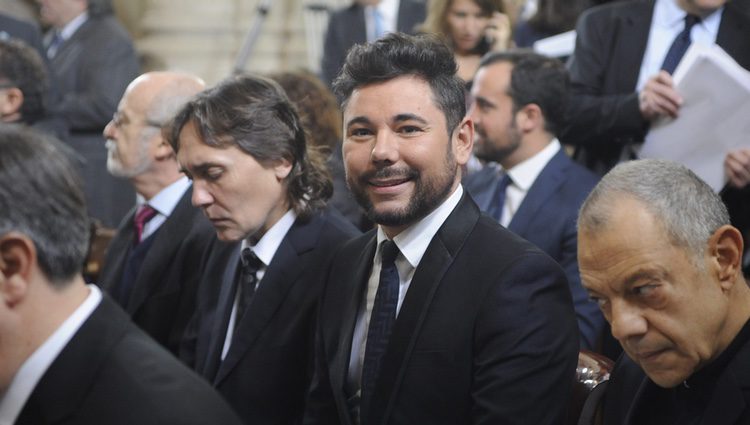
{"left": 304, "top": 32, "right": 579, "bottom": 425}
{"left": 578, "top": 159, "right": 750, "bottom": 425}
{"left": 0, "top": 126, "right": 242, "bottom": 425}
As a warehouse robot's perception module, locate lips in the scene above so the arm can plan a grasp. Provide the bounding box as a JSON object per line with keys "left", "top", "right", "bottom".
{"left": 368, "top": 176, "right": 411, "bottom": 187}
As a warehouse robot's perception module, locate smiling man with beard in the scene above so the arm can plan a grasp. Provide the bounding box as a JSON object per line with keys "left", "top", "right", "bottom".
{"left": 304, "top": 33, "right": 579, "bottom": 425}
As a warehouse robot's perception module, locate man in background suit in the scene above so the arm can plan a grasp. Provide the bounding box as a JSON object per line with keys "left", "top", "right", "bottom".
{"left": 321, "top": 0, "right": 426, "bottom": 86}
{"left": 465, "top": 50, "right": 603, "bottom": 350}
{"left": 578, "top": 159, "right": 750, "bottom": 425}
{"left": 0, "top": 126, "right": 243, "bottom": 425}
{"left": 562, "top": 0, "right": 750, "bottom": 175}
{"left": 305, "top": 33, "right": 578, "bottom": 425}
{"left": 98, "top": 71, "right": 212, "bottom": 355}
{"left": 170, "top": 75, "right": 359, "bottom": 425}
{"left": 40, "top": 0, "right": 139, "bottom": 227}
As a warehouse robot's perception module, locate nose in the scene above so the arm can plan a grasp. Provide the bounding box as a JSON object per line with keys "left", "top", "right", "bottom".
{"left": 609, "top": 300, "right": 648, "bottom": 343}
{"left": 370, "top": 130, "right": 399, "bottom": 165}
{"left": 191, "top": 181, "right": 214, "bottom": 208}
{"left": 103, "top": 120, "right": 116, "bottom": 140}
{"left": 468, "top": 102, "right": 480, "bottom": 125}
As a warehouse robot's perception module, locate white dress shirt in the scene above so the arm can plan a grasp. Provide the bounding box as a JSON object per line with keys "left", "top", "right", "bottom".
{"left": 139, "top": 176, "right": 191, "bottom": 241}
{"left": 497, "top": 139, "right": 561, "bottom": 227}
{"left": 365, "top": 0, "right": 400, "bottom": 42}
{"left": 220, "top": 209, "right": 297, "bottom": 360}
{"left": 347, "top": 185, "right": 464, "bottom": 396}
{"left": 0, "top": 285, "right": 102, "bottom": 425}
{"left": 636, "top": 0, "right": 723, "bottom": 91}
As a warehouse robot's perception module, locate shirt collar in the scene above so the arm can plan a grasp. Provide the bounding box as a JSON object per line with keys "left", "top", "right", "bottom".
{"left": 504, "top": 139, "right": 561, "bottom": 191}
{"left": 140, "top": 176, "right": 191, "bottom": 217}
{"left": 377, "top": 185, "right": 464, "bottom": 269}
{"left": 241, "top": 209, "right": 297, "bottom": 267}
{"left": 656, "top": 0, "right": 723, "bottom": 33}
{"left": 59, "top": 11, "right": 89, "bottom": 40}
{"left": 0, "top": 285, "right": 102, "bottom": 424}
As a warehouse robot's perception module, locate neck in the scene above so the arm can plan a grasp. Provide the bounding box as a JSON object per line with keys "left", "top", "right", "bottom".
{"left": 500, "top": 133, "right": 553, "bottom": 170}
{"left": 132, "top": 165, "right": 183, "bottom": 201}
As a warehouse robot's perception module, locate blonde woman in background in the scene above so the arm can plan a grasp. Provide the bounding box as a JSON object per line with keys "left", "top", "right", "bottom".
{"left": 419, "top": 0, "right": 511, "bottom": 83}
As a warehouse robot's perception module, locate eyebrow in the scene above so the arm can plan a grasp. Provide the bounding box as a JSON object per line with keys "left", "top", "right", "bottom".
{"left": 622, "top": 269, "right": 666, "bottom": 289}
{"left": 345, "top": 113, "right": 429, "bottom": 129}
{"left": 180, "top": 162, "right": 220, "bottom": 177}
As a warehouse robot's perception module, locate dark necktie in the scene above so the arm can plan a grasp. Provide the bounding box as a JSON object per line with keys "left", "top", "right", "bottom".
{"left": 133, "top": 204, "right": 157, "bottom": 244}
{"left": 361, "top": 240, "right": 400, "bottom": 408}
{"left": 661, "top": 14, "right": 701, "bottom": 74}
{"left": 488, "top": 173, "right": 513, "bottom": 222}
{"left": 46, "top": 32, "right": 63, "bottom": 59}
{"left": 235, "top": 247, "right": 263, "bottom": 332}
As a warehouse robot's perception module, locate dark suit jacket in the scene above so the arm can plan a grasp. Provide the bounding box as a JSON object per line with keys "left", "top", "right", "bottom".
{"left": 181, "top": 207, "right": 359, "bottom": 425}
{"left": 321, "top": 0, "right": 426, "bottom": 86}
{"left": 46, "top": 15, "right": 139, "bottom": 227}
{"left": 16, "top": 295, "right": 244, "bottom": 425}
{"left": 562, "top": 0, "right": 750, "bottom": 173}
{"left": 465, "top": 149, "right": 604, "bottom": 350}
{"left": 45, "top": 15, "right": 139, "bottom": 132}
{"left": 98, "top": 187, "right": 214, "bottom": 355}
{"left": 0, "top": 13, "right": 44, "bottom": 57}
{"left": 305, "top": 193, "right": 579, "bottom": 425}
{"left": 600, "top": 328, "right": 750, "bottom": 425}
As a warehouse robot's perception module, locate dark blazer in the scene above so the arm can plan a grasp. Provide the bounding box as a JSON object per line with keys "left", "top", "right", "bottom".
{"left": 321, "top": 0, "right": 426, "bottom": 86}
{"left": 305, "top": 193, "right": 579, "bottom": 425}
{"left": 182, "top": 207, "right": 359, "bottom": 425}
{"left": 98, "top": 186, "right": 214, "bottom": 355}
{"left": 600, "top": 336, "right": 750, "bottom": 425}
{"left": 0, "top": 13, "right": 44, "bottom": 57}
{"left": 465, "top": 149, "right": 604, "bottom": 350}
{"left": 562, "top": 0, "right": 750, "bottom": 173}
{"left": 46, "top": 14, "right": 139, "bottom": 227}
{"left": 16, "top": 295, "right": 244, "bottom": 425}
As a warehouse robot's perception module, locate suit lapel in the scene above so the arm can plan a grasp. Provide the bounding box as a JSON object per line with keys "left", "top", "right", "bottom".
{"left": 364, "top": 194, "right": 479, "bottom": 425}
{"left": 98, "top": 208, "right": 136, "bottom": 293}
{"left": 213, "top": 215, "right": 323, "bottom": 385}
{"left": 465, "top": 167, "right": 499, "bottom": 213}
{"left": 508, "top": 150, "right": 568, "bottom": 236}
{"left": 202, "top": 245, "right": 242, "bottom": 382}
{"left": 126, "top": 190, "right": 193, "bottom": 315}
{"left": 616, "top": 1, "right": 655, "bottom": 91}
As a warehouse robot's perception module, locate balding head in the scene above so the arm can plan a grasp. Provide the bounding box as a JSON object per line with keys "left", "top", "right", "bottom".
{"left": 104, "top": 72, "right": 205, "bottom": 197}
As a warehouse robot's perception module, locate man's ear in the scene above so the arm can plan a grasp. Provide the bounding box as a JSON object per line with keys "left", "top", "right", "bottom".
{"left": 273, "top": 158, "right": 293, "bottom": 181}
{"left": 0, "top": 233, "right": 35, "bottom": 307}
{"left": 707, "top": 225, "right": 743, "bottom": 290}
{"left": 452, "top": 116, "right": 474, "bottom": 166}
{"left": 515, "top": 103, "right": 543, "bottom": 133}
{"left": 0, "top": 87, "right": 24, "bottom": 119}
{"left": 153, "top": 136, "right": 176, "bottom": 161}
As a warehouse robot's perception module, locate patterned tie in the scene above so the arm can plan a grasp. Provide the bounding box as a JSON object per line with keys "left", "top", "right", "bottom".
{"left": 234, "top": 247, "right": 263, "bottom": 332}
{"left": 661, "top": 14, "right": 701, "bottom": 74}
{"left": 46, "top": 31, "right": 64, "bottom": 59}
{"left": 488, "top": 173, "right": 513, "bottom": 222}
{"left": 133, "top": 204, "right": 157, "bottom": 244}
{"left": 361, "top": 240, "right": 400, "bottom": 407}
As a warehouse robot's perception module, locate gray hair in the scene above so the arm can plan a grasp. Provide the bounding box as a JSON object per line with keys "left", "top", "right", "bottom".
{"left": 146, "top": 74, "right": 205, "bottom": 126}
{"left": 0, "top": 126, "right": 89, "bottom": 285}
{"left": 578, "top": 159, "right": 729, "bottom": 258}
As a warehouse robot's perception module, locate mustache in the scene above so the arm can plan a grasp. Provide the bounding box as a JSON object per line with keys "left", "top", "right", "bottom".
{"left": 357, "top": 166, "right": 419, "bottom": 183}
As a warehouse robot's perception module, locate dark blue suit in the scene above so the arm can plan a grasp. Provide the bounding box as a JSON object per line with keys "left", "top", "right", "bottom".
{"left": 465, "top": 148, "right": 604, "bottom": 349}
{"left": 181, "top": 206, "right": 359, "bottom": 425}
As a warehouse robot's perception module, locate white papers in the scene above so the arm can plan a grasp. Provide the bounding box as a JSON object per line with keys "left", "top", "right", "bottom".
{"left": 533, "top": 30, "right": 576, "bottom": 58}
{"left": 640, "top": 43, "right": 750, "bottom": 192}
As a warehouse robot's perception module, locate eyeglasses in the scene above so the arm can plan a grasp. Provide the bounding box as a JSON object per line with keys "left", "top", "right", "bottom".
{"left": 111, "top": 111, "right": 163, "bottom": 129}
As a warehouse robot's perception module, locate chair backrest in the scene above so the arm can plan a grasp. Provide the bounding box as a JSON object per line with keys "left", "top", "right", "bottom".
{"left": 83, "top": 218, "right": 116, "bottom": 283}
{"left": 568, "top": 350, "right": 614, "bottom": 425}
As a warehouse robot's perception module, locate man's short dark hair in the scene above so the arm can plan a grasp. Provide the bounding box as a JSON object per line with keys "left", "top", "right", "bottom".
{"left": 0, "top": 126, "right": 89, "bottom": 285}
{"left": 167, "top": 74, "right": 332, "bottom": 219}
{"left": 332, "top": 32, "right": 466, "bottom": 134}
{"left": 0, "top": 39, "right": 48, "bottom": 124}
{"left": 479, "top": 50, "right": 569, "bottom": 135}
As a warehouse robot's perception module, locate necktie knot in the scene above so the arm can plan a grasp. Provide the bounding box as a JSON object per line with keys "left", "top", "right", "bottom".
{"left": 134, "top": 204, "right": 157, "bottom": 243}
{"left": 685, "top": 14, "right": 701, "bottom": 31}
{"left": 241, "top": 247, "right": 263, "bottom": 273}
{"left": 380, "top": 240, "right": 400, "bottom": 265}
